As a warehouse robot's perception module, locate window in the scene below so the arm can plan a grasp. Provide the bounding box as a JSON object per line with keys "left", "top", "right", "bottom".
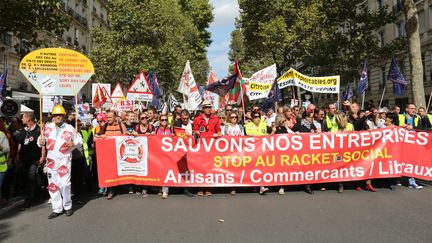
{"left": 395, "top": 21, "right": 405, "bottom": 37}
{"left": 377, "top": 0, "right": 384, "bottom": 8}
{"left": 395, "top": 0, "right": 402, "bottom": 12}
{"left": 378, "top": 31, "right": 385, "bottom": 47}
{"left": 418, "top": 11, "right": 425, "bottom": 33}
{"left": 380, "top": 66, "right": 386, "bottom": 90}
{"left": 75, "top": 28, "right": 79, "bottom": 39}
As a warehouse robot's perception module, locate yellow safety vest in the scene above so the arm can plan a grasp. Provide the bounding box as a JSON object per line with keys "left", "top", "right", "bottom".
{"left": 245, "top": 120, "right": 267, "bottom": 136}
{"left": 330, "top": 122, "right": 354, "bottom": 132}
{"left": 398, "top": 114, "right": 419, "bottom": 127}
{"left": 427, "top": 114, "right": 432, "bottom": 127}
{"left": 81, "top": 129, "right": 92, "bottom": 166}
{"left": 0, "top": 153, "right": 7, "bottom": 172}
{"left": 325, "top": 114, "right": 337, "bottom": 131}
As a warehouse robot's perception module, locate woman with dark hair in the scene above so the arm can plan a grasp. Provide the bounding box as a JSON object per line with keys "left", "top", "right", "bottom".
{"left": 292, "top": 111, "right": 317, "bottom": 194}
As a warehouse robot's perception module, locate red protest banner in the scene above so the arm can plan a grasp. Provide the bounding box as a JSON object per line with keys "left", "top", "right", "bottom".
{"left": 95, "top": 127, "right": 432, "bottom": 188}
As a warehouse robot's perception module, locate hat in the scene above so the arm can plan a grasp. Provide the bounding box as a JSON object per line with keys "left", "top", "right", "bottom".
{"left": 202, "top": 100, "right": 212, "bottom": 108}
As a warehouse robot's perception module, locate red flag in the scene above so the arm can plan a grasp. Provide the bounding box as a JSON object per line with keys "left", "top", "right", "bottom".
{"left": 92, "top": 85, "right": 102, "bottom": 108}
{"left": 229, "top": 59, "right": 250, "bottom": 109}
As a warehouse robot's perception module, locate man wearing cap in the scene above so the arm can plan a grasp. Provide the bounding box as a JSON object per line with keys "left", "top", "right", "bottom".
{"left": 38, "top": 105, "right": 83, "bottom": 219}
{"left": 192, "top": 100, "right": 221, "bottom": 196}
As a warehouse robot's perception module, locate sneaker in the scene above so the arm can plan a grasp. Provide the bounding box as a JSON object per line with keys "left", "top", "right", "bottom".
{"left": 141, "top": 190, "right": 148, "bottom": 198}
{"left": 128, "top": 187, "right": 134, "bottom": 194}
{"left": 197, "top": 191, "right": 204, "bottom": 196}
{"left": 184, "top": 190, "right": 194, "bottom": 197}
{"left": 65, "top": 209, "right": 73, "bottom": 217}
{"left": 409, "top": 184, "right": 423, "bottom": 190}
{"left": 355, "top": 187, "right": 363, "bottom": 191}
{"left": 230, "top": 190, "right": 236, "bottom": 196}
{"left": 107, "top": 193, "right": 114, "bottom": 200}
{"left": 48, "top": 212, "right": 63, "bottom": 219}
{"left": 365, "top": 184, "right": 377, "bottom": 192}
{"left": 162, "top": 192, "right": 168, "bottom": 199}
{"left": 320, "top": 187, "right": 326, "bottom": 191}
{"left": 47, "top": 199, "right": 52, "bottom": 204}
{"left": 278, "top": 188, "right": 284, "bottom": 195}
{"left": 205, "top": 191, "right": 212, "bottom": 196}
{"left": 259, "top": 187, "right": 269, "bottom": 195}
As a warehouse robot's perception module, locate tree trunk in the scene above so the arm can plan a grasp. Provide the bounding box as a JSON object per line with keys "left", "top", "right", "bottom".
{"left": 404, "top": 0, "right": 426, "bottom": 107}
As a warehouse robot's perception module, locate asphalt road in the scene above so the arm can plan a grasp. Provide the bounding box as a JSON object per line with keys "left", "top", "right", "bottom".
{"left": 1, "top": 186, "right": 432, "bottom": 243}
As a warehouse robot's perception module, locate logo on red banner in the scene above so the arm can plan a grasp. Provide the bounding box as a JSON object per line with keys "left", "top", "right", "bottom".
{"left": 47, "top": 183, "right": 59, "bottom": 193}
{"left": 46, "top": 139, "right": 55, "bottom": 151}
{"left": 119, "top": 138, "right": 144, "bottom": 163}
{"left": 46, "top": 158, "right": 55, "bottom": 169}
{"left": 59, "top": 142, "right": 71, "bottom": 154}
{"left": 57, "top": 165, "right": 69, "bottom": 177}
{"left": 61, "top": 131, "right": 73, "bottom": 141}
{"left": 43, "top": 126, "right": 53, "bottom": 138}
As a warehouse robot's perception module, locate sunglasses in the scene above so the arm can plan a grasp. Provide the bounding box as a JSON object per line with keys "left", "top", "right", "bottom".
{"left": 253, "top": 116, "right": 260, "bottom": 118}
{"left": 140, "top": 117, "right": 147, "bottom": 120}
{"left": 226, "top": 109, "right": 232, "bottom": 112}
{"left": 230, "top": 116, "right": 238, "bottom": 119}
{"left": 160, "top": 119, "right": 168, "bottom": 121}
{"left": 97, "top": 120, "right": 103, "bottom": 123}
{"left": 53, "top": 114, "right": 63, "bottom": 117}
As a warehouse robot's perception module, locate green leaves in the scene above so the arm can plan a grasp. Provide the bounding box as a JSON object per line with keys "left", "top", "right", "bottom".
{"left": 91, "top": 0, "right": 213, "bottom": 94}
{"left": 0, "top": 0, "right": 70, "bottom": 54}
{"left": 230, "top": 0, "right": 403, "bottom": 82}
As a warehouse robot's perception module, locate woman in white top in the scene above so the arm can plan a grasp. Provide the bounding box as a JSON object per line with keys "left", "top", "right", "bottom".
{"left": 222, "top": 112, "right": 244, "bottom": 195}
{"left": 222, "top": 112, "right": 244, "bottom": 136}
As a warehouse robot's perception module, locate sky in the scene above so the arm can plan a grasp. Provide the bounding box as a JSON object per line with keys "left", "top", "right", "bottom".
{"left": 207, "top": 0, "right": 239, "bottom": 80}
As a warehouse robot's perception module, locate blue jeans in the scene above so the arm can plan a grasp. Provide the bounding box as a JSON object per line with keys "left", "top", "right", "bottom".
{"left": 0, "top": 172, "right": 5, "bottom": 198}
{"left": 408, "top": 177, "right": 417, "bottom": 186}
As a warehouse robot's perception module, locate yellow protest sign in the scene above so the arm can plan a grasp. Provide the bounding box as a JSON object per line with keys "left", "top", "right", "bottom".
{"left": 277, "top": 68, "right": 340, "bottom": 93}
{"left": 19, "top": 48, "right": 94, "bottom": 95}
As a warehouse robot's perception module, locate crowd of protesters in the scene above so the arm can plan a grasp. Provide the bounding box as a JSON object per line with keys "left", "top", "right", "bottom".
{"left": 0, "top": 98, "right": 430, "bottom": 219}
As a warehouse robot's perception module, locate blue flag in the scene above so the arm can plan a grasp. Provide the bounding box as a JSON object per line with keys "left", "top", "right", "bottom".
{"left": 388, "top": 58, "right": 407, "bottom": 96}
{"left": 148, "top": 71, "right": 163, "bottom": 108}
{"left": 261, "top": 78, "right": 282, "bottom": 112}
{"left": 357, "top": 59, "right": 368, "bottom": 94}
{"left": 0, "top": 69, "right": 8, "bottom": 102}
{"left": 342, "top": 82, "right": 353, "bottom": 101}
{"left": 203, "top": 73, "right": 238, "bottom": 97}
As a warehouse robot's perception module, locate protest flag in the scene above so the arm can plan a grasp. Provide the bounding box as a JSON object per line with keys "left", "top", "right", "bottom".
{"left": 229, "top": 59, "right": 250, "bottom": 109}
{"left": 261, "top": 78, "right": 282, "bottom": 112}
{"left": 204, "top": 73, "right": 237, "bottom": 97}
{"left": 148, "top": 71, "right": 163, "bottom": 108}
{"left": 0, "top": 69, "right": 8, "bottom": 106}
{"left": 357, "top": 60, "right": 368, "bottom": 94}
{"left": 388, "top": 58, "right": 407, "bottom": 96}
{"left": 341, "top": 82, "right": 353, "bottom": 101}
{"left": 92, "top": 85, "right": 102, "bottom": 109}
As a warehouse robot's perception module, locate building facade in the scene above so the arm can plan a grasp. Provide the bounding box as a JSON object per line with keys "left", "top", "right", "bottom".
{"left": 314, "top": 0, "right": 432, "bottom": 111}
{"left": 0, "top": 0, "right": 109, "bottom": 111}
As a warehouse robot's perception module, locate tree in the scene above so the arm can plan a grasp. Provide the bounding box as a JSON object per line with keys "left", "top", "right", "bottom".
{"left": 231, "top": 0, "right": 404, "bottom": 84}
{"left": 0, "top": 0, "right": 70, "bottom": 53}
{"left": 404, "top": 0, "right": 425, "bottom": 107}
{"left": 90, "top": 0, "right": 213, "bottom": 94}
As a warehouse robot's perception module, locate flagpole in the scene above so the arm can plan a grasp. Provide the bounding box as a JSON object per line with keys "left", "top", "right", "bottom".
{"left": 378, "top": 83, "right": 387, "bottom": 109}
{"left": 361, "top": 92, "right": 365, "bottom": 110}
{"left": 39, "top": 94, "right": 43, "bottom": 136}
{"left": 75, "top": 94, "right": 78, "bottom": 130}
{"left": 426, "top": 90, "right": 432, "bottom": 112}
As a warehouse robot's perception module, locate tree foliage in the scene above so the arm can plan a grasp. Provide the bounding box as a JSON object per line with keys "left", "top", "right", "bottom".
{"left": 230, "top": 0, "right": 404, "bottom": 82}
{"left": 91, "top": 0, "right": 213, "bottom": 94}
{"left": 0, "top": 0, "right": 70, "bottom": 53}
